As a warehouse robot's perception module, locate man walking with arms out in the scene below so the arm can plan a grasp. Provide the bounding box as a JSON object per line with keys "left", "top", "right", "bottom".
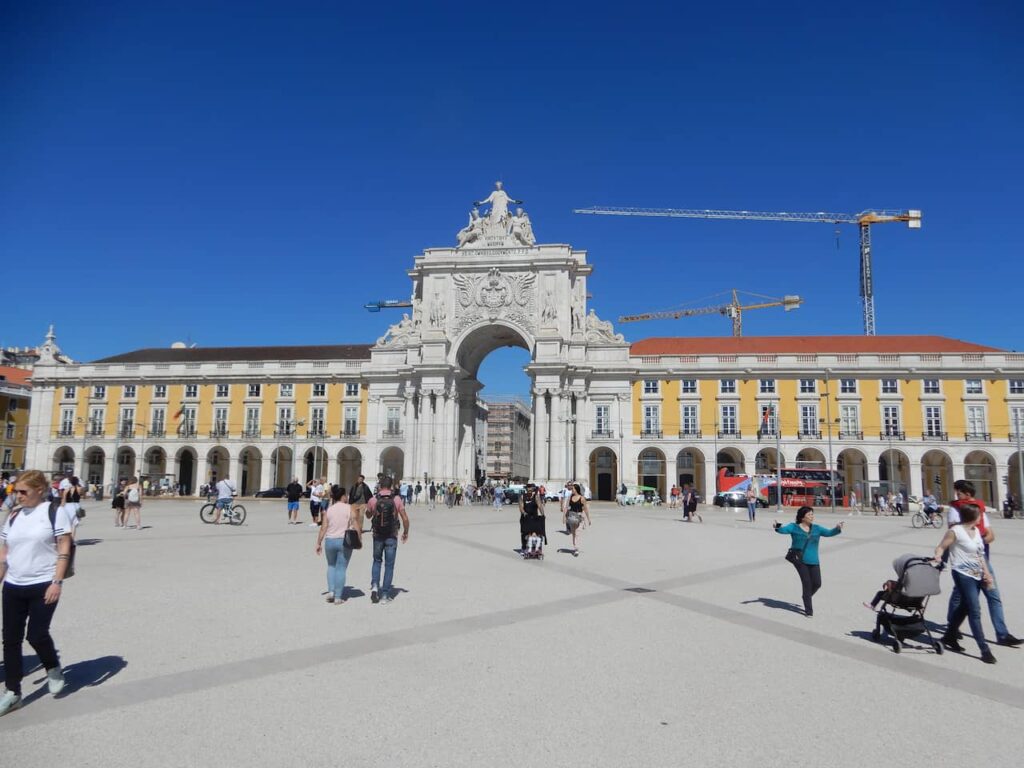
{"left": 366, "top": 476, "right": 409, "bottom": 604}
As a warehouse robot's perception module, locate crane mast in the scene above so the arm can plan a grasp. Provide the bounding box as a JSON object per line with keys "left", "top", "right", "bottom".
{"left": 574, "top": 206, "right": 921, "bottom": 335}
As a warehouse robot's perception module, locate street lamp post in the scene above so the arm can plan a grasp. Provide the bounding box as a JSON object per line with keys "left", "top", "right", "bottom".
{"left": 76, "top": 417, "right": 88, "bottom": 481}
{"left": 824, "top": 370, "right": 836, "bottom": 515}
{"left": 1015, "top": 410, "right": 1023, "bottom": 514}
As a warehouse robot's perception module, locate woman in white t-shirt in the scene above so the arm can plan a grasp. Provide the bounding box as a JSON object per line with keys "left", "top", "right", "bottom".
{"left": 0, "top": 470, "right": 74, "bottom": 716}
{"left": 934, "top": 503, "right": 996, "bottom": 663}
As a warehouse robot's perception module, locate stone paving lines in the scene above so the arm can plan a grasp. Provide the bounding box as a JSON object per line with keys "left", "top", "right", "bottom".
{"left": 1, "top": 500, "right": 1023, "bottom": 767}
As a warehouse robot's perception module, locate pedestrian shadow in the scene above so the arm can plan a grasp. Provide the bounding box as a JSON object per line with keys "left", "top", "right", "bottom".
{"left": 75, "top": 538, "right": 103, "bottom": 546}
{"left": 847, "top": 629, "right": 940, "bottom": 655}
{"left": 22, "top": 654, "right": 128, "bottom": 704}
{"left": 341, "top": 588, "right": 366, "bottom": 600}
{"left": 741, "top": 597, "right": 804, "bottom": 614}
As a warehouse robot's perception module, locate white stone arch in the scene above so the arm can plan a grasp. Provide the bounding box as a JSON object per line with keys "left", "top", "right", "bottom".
{"left": 588, "top": 446, "right": 618, "bottom": 501}
{"left": 451, "top": 319, "right": 536, "bottom": 375}
{"left": 237, "top": 446, "right": 262, "bottom": 496}
{"left": 52, "top": 446, "right": 76, "bottom": 475}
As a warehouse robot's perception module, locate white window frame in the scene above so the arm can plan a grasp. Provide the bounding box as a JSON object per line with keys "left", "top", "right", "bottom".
{"left": 343, "top": 405, "right": 359, "bottom": 435}
{"left": 840, "top": 404, "right": 859, "bottom": 434}
{"left": 924, "top": 405, "right": 943, "bottom": 436}
{"left": 965, "top": 379, "right": 983, "bottom": 395}
{"left": 93, "top": 385, "right": 106, "bottom": 399}
{"left": 966, "top": 405, "right": 986, "bottom": 436}
{"left": 719, "top": 379, "right": 736, "bottom": 395}
{"left": 309, "top": 406, "right": 325, "bottom": 435}
{"left": 63, "top": 385, "right": 76, "bottom": 400}
{"left": 643, "top": 379, "right": 659, "bottom": 395}
{"left": 882, "top": 405, "right": 901, "bottom": 435}
{"left": 1011, "top": 406, "right": 1024, "bottom": 437}
{"left": 151, "top": 408, "right": 166, "bottom": 433}
{"left": 120, "top": 407, "right": 135, "bottom": 433}
{"left": 247, "top": 383, "right": 262, "bottom": 398}
{"left": 759, "top": 404, "right": 777, "bottom": 435}
{"left": 595, "top": 405, "right": 609, "bottom": 433}
{"left": 277, "top": 407, "right": 293, "bottom": 433}
{"left": 642, "top": 405, "right": 660, "bottom": 433}
{"left": 279, "top": 383, "right": 294, "bottom": 398}
{"left": 839, "top": 379, "right": 857, "bottom": 394}
{"left": 922, "top": 379, "right": 940, "bottom": 395}
{"left": 213, "top": 407, "right": 229, "bottom": 434}
{"left": 312, "top": 383, "right": 327, "bottom": 398}
{"left": 60, "top": 408, "right": 75, "bottom": 434}
{"left": 153, "top": 384, "right": 167, "bottom": 399}
{"left": 184, "top": 384, "right": 199, "bottom": 399}
{"left": 881, "top": 379, "right": 898, "bottom": 394}
{"left": 759, "top": 379, "right": 776, "bottom": 394}
{"left": 88, "top": 407, "right": 105, "bottom": 435}
{"left": 216, "top": 384, "right": 230, "bottom": 399}
{"left": 123, "top": 384, "right": 136, "bottom": 399}
{"left": 800, "top": 404, "right": 818, "bottom": 434}
{"left": 680, "top": 404, "right": 698, "bottom": 435}
{"left": 799, "top": 379, "right": 816, "bottom": 394}
{"left": 245, "top": 407, "right": 261, "bottom": 434}
{"left": 345, "top": 383, "right": 359, "bottom": 397}
{"left": 719, "top": 405, "right": 737, "bottom": 434}
{"left": 386, "top": 406, "right": 401, "bottom": 434}
{"left": 679, "top": 379, "right": 697, "bottom": 394}
{"left": 1010, "top": 380, "right": 1024, "bottom": 395}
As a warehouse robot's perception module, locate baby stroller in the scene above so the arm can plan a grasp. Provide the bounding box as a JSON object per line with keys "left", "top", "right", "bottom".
{"left": 871, "top": 554, "right": 943, "bottom": 654}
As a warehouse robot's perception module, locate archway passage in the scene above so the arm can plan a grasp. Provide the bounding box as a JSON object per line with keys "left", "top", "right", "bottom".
{"left": 304, "top": 447, "right": 329, "bottom": 484}
{"left": 117, "top": 447, "right": 136, "bottom": 482}
{"left": 837, "top": 448, "right": 868, "bottom": 505}
{"left": 921, "top": 449, "right": 953, "bottom": 501}
{"left": 207, "top": 447, "right": 229, "bottom": 487}
{"left": 338, "top": 447, "right": 362, "bottom": 492}
{"left": 964, "top": 450, "right": 997, "bottom": 508}
{"left": 238, "top": 447, "right": 262, "bottom": 496}
{"left": 637, "top": 448, "right": 666, "bottom": 500}
{"left": 754, "top": 447, "right": 783, "bottom": 475}
{"left": 176, "top": 447, "right": 197, "bottom": 496}
{"left": 380, "top": 447, "right": 404, "bottom": 482}
{"left": 53, "top": 446, "right": 75, "bottom": 475}
{"left": 715, "top": 448, "right": 745, "bottom": 492}
{"left": 676, "top": 448, "right": 705, "bottom": 499}
{"left": 878, "top": 449, "right": 910, "bottom": 499}
{"left": 85, "top": 447, "right": 105, "bottom": 487}
{"left": 271, "top": 447, "right": 293, "bottom": 487}
{"left": 795, "top": 448, "right": 826, "bottom": 468}
{"left": 1010, "top": 452, "right": 1023, "bottom": 509}
{"left": 589, "top": 447, "right": 618, "bottom": 501}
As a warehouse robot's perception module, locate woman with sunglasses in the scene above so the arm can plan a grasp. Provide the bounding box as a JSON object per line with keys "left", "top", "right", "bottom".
{"left": 0, "top": 470, "right": 74, "bottom": 716}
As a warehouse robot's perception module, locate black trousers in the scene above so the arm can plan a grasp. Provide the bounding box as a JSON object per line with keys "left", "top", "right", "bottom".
{"left": 790, "top": 561, "right": 822, "bottom": 615}
{"left": 2, "top": 581, "right": 61, "bottom": 696}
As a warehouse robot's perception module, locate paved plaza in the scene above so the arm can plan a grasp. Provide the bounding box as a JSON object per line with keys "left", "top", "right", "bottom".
{"left": 2, "top": 498, "right": 1024, "bottom": 767}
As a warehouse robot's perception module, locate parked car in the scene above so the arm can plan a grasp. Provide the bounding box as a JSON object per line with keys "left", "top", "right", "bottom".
{"left": 255, "top": 487, "right": 287, "bottom": 498}
{"left": 713, "top": 490, "right": 768, "bottom": 509}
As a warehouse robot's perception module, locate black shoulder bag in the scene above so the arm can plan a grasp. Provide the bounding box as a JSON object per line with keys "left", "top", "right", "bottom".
{"left": 785, "top": 525, "right": 812, "bottom": 565}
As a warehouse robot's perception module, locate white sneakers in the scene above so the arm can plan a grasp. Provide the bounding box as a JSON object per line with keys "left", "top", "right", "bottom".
{"left": 0, "top": 690, "right": 22, "bottom": 716}
{"left": 47, "top": 667, "right": 66, "bottom": 695}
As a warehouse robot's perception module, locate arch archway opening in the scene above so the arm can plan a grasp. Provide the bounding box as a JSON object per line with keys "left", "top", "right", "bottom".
{"left": 53, "top": 446, "right": 75, "bottom": 476}
{"left": 837, "top": 448, "right": 868, "bottom": 505}
{"left": 589, "top": 447, "right": 618, "bottom": 501}
{"left": 676, "top": 448, "right": 706, "bottom": 499}
{"left": 271, "top": 447, "right": 293, "bottom": 487}
{"left": 715, "top": 448, "right": 745, "bottom": 491}
{"left": 84, "top": 447, "right": 105, "bottom": 487}
{"left": 471, "top": 337, "right": 534, "bottom": 487}
{"left": 878, "top": 449, "right": 910, "bottom": 498}
{"left": 921, "top": 450, "right": 954, "bottom": 501}
{"left": 117, "top": 447, "right": 136, "bottom": 482}
{"left": 175, "top": 447, "right": 197, "bottom": 496}
{"left": 304, "top": 447, "right": 329, "bottom": 484}
{"left": 964, "top": 450, "right": 998, "bottom": 508}
{"left": 238, "top": 447, "right": 262, "bottom": 496}
{"left": 338, "top": 447, "right": 363, "bottom": 491}
{"left": 637, "top": 448, "right": 666, "bottom": 500}
{"left": 380, "top": 447, "right": 405, "bottom": 483}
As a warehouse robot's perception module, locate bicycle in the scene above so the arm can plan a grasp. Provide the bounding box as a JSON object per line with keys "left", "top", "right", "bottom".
{"left": 911, "top": 507, "right": 944, "bottom": 529}
{"left": 200, "top": 499, "right": 247, "bottom": 525}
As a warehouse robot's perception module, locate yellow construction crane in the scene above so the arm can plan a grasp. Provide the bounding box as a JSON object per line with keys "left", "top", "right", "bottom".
{"left": 575, "top": 206, "right": 922, "bottom": 335}
{"left": 618, "top": 289, "right": 803, "bottom": 337}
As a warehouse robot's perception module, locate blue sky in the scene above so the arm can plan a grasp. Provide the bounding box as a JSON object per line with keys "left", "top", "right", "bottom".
{"left": 2, "top": 1, "right": 1021, "bottom": 396}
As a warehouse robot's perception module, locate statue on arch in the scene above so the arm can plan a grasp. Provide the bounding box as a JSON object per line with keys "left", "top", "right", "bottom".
{"left": 474, "top": 181, "right": 522, "bottom": 229}
{"left": 509, "top": 207, "right": 536, "bottom": 246}
{"left": 456, "top": 207, "right": 484, "bottom": 248}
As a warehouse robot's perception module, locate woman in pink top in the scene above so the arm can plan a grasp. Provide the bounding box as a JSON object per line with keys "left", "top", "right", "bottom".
{"left": 315, "top": 485, "right": 361, "bottom": 603}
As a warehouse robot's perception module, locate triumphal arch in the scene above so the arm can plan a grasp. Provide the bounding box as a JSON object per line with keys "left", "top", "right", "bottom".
{"left": 364, "top": 182, "right": 631, "bottom": 484}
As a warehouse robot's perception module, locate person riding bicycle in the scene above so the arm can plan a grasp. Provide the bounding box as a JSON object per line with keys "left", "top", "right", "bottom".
{"left": 214, "top": 475, "right": 237, "bottom": 525}
{"left": 922, "top": 490, "right": 942, "bottom": 523}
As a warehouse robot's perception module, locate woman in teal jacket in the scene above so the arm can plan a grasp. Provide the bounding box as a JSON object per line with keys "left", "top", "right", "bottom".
{"left": 773, "top": 506, "right": 843, "bottom": 617}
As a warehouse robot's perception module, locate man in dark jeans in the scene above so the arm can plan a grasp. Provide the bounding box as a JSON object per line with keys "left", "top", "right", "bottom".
{"left": 365, "top": 477, "right": 410, "bottom": 604}
{"left": 285, "top": 477, "right": 303, "bottom": 525}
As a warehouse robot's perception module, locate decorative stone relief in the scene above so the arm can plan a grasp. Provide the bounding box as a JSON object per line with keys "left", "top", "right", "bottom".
{"left": 375, "top": 312, "right": 421, "bottom": 347}
{"left": 584, "top": 309, "right": 625, "bottom": 344}
{"left": 450, "top": 267, "right": 536, "bottom": 335}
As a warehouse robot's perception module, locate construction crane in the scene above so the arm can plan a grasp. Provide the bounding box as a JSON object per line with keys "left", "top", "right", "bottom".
{"left": 619, "top": 289, "right": 802, "bottom": 337}
{"left": 363, "top": 299, "right": 413, "bottom": 313}
{"left": 573, "top": 206, "right": 922, "bottom": 336}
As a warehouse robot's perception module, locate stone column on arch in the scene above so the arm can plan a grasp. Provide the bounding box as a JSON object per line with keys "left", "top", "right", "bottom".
{"left": 907, "top": 451, "right": 924, "bottom": 499}
{"left": 260, "top": 454, "right": 273, "bottom": 493}
{"left": 532, "top": 389, "right": 547, "bottom": 481}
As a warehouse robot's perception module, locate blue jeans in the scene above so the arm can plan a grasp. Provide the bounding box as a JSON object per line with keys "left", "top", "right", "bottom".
{"left": 948, "top": 570, "right": 991, "bottom": 654}
{"left": 747, "top": 502, "right": 757, "bottom": 522}
{"left": 371, "top": 537, "right": 398, "bottom": 595}
{"left": 324, "top": 538, "right": 353, "bottom": 600}
{"left": 947, "top": 557, "right": 1009, "bottom": 640}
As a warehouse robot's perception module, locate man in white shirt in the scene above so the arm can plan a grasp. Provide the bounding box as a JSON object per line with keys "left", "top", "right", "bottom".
{"left": 213, "top": 475, "right": 237, "bottom": 525}
{"left": 307, "top": 479, "right": 324, "bottom": 527}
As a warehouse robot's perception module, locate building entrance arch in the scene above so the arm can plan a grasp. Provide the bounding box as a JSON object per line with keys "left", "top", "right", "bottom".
{"left": 588, "top": 447, "right": 617, "bottom": 501}
{"left": 964, "top": 450, "right": 998, "bottom": 508}
{"left": 921, "top": 449, "right": 954, "bottom": 500}
{"left": 676, "top": 448, "right": 705, "bottom": 498}
{"left": 175, "top": 447, "right": 197, "bottom": 495}
{"left": 637, "top": 448, "right": 666, "bottom": 500}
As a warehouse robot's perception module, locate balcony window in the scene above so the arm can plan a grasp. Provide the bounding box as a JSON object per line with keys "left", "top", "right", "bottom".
{"left": 595, "top": 405, "right": 609, "bottom": 434}
{"left": 924, "top": 406, "right": 943, "bottom": 437}
{"left": 680, "top": 405, "right": 698, "bottom": 435}
{"left": 92, "top": 385, "right": 106, "bottom": 399}
{"left": 882, "top": 405, "right": 901, "bottom": 435}
{"left": 642, "top": 405, "right": 660, "bottom": 435}
{"left": 216, "top": 384, "right": 230, "bottom": 398}
{"left": 280, "top": 383, "right": 294, "bottom": 397}
{"left": 719, "top": 405, "right": 737, "bottom": 434}
{"left": 184, "top": 384, "right": 198, "bottom": 398}
{"left": 343, "top": 406, "right": 359, "bottom": 436}
{"left": 123, "top": 385, "right": 136, "bottom": 399}
{"left": 154, "top": 385, "right": 167, "bottom": 398}
{"left": 800, "top": 405, "right": 818, "bottom": 434}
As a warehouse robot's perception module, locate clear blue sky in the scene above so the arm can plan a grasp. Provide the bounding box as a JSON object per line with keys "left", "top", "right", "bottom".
{"left": 2, "top": 1, "right": 1021, "bottom": 396}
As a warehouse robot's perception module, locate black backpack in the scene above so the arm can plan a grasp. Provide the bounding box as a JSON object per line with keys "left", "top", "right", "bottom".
{"left": 372, "top": 493, "right": 398, "bottom": 538}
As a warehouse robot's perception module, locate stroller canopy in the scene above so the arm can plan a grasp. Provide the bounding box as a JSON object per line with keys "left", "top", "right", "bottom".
{"left": 892, "top": 554, "right": 941, "bottom": 598}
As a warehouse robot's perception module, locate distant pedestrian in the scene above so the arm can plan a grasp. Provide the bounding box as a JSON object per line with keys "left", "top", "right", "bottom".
{"left": 0, "top": 470, "right": 74, "bottom": 717}
{"left": 285, "top": 477, "right": 303, "bottom": 525}
{"left": 315, "top": 486, "right": 361, "bottom": 604}
{"left": 745, "top": 486, "right": 758, "bottom": 523}
{"left": 124, "top": 476, "right": 143, "bottom": 529}
{"left": 214, "top": 474, "right": 237, "bottom": 525}
{"left": 683, "top": 485, "right": 701, "bottom": 523}
{"left": 519, "top": 483, "right": 545, "bottom": 552}
{"left": 773, "top": 507, "right": 843, "bottom": 617}
{"left": 365, "top": 477, "right": 409, "bottom": 604}
{"left": 349, "top": 474, "right": 372, "bottom": 521}
{"left": 563, "top": 483, "right": 591, "bottom": 556}
{"left": 414, "top": 482, "right": 422, "bottom": 504}
{"left": 111, "top": 479, "right": 127, "bottom": 527}
{"left": 307, "top": 478, "right": 325, "bottom": 527}
{"left": 428, "top": 482, "right": 437, "bottom": 509}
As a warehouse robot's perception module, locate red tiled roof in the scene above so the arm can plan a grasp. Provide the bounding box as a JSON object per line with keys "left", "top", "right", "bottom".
{"left": 630, "top": 336, "right": 1003, "bottom": 356}
{"left": 91, "top": 344, "right": 373, "bottom": 364}
{"left": 0, "top": 366, "right": 32, "bottom": 387}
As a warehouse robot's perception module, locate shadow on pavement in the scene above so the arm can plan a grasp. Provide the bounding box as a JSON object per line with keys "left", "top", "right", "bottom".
{"left": 76, "top": 538, "right": 103, "bottom": 546}
{"left": 741, "top": 597, "right": 804, "bottom": 614}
